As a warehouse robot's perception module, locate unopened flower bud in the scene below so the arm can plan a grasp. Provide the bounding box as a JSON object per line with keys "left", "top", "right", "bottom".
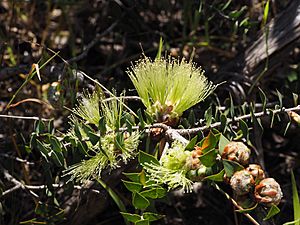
{"left": 187, "top": 164, "right": 207, "bottom": 181}
{"left": 254, "top": 178, "right": 283, "bottom": 206}
{"left": 185, "top": 156, "right": 201, "bottom": 170}
{"left": 222, "top": 142, "right": 251, "bottom": 165}
{"left": 246, "top": 164, "right": 265, "bottom": 182}
{"left": 230, "top": 170, "right": 255, "bottom": 195}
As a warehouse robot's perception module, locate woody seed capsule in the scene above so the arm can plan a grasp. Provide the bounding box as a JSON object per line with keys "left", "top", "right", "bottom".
{"left": 230, "top": 169, "right": 255, "bottom": 195}
{"left": 254, "top": 178, "right": 283, "bottom": 206}
{"left": 222, "top": 141, "right": 251, "bottom": 165}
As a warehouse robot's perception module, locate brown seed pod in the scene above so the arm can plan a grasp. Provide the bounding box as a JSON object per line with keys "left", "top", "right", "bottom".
{"left": 222, "top": 142, "right": 251, "bottom": 165}
{"left": 230, "top": 169, "right": 255, "bottom": 196}
{"left": 246, "top": 164, "right": 265, "bottom": 182}
{"left": 254, "top": 178, "right": 283, "bottom": 207}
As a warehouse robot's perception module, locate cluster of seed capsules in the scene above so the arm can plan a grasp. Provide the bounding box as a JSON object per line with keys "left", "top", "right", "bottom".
{"left": 190, "top": 141, "right": 283, "bottom": 207}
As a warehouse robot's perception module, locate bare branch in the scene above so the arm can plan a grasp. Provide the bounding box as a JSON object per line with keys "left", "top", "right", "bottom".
{"left": 67, "top": 21, "right": 119, "bottom": 64}
{"left": 0, "top": 153, "right": 34, "bottom": 165}
{"left": 0, "top": 114, "right": 53, "bottom": 121}
{"left": 174, "top": 105, "right": 300, "bottom": 136}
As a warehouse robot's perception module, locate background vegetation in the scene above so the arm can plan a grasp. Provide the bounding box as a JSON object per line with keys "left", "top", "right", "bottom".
{"left": 0, "top": 0, "right": 299, "bottom": 225}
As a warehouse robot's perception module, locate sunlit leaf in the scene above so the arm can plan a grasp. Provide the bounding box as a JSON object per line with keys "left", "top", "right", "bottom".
{"left": 135, "top": 219, "right": 149, "bottom": 225}
{"left": 199, "top": 148, "right": 217, "bottom": 167}
{"left": 140, "top": 187, "right": 166, "bottom": 199}
{"left": 205, "top": 106, "right": 212, "bottom": 127}
{"left": 204, "top": 169, "right": 225, "bottom": 182}
{"left": 132, "top": 192, "right": 150, "bottom": 209}
{"left": 139, "top": 151, "right": 159, "bottom": 166}
{"left": 259, "top": 88, "right": 267, "bottom": 112}
{"left": 120, "top": 212, "right": 141, "bottom": 223}
{"left": 218, "top": 134, "right": 230, "bottom": 155}
{"left": 143, "top": 212, "right": 164, "bottom": 221}
{"left": 185, "top": 135, "right": 198, "bottom": 151}
{"left": 263, "top": 204, "right": 280, "bottom": 220}
{"left": 123, "top": 180, "right": 143, "bottom": 193}
{"left": 223, "top": 160, "right": 244, "bottom": 177}
{"left": 291, "top": 171, "right": 300, "bottom": 225}
{"left": 239, "top": 119, "right": 249, "bottom": 140}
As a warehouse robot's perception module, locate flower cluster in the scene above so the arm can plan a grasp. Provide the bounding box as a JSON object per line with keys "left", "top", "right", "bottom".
{"left": 223, "top": 141, "right": 283, "bottom": 207}
{"left": 64, "top": 91, "right": 140, "bottom": 183}
{"left": 143, "top": 142, "right": 195, "bottom": 193}
{"left": 127, "top": 56, "right": 216, "bottom": 125}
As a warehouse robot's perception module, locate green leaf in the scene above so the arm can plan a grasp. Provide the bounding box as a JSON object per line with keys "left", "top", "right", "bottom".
{"left": 188, "top": 109, "right": 196, "bottom": 126}
{"left": 156, "top": 37, "right": 163, "bottom": 60}
{"left": 218, "top": 134, "right": 230, "bottom": 155}
{"left": 262, "top": 0, "right": 270, "bottom": 26}
{"left": 35, "top": 120, "right": 45, "bottom": 134}
{"left": 143, "top": 212, "right": 164, "bottom": 221}
{"left": 36, "top": 139, "right": 49, "bottom": 156}
{"left": 120, "top": 212, "right": 141, "bottom": 223}
{"left": 223, "top": 160, "right": 244, "bottom": 177}
{"left": 202, "top": 131, "right": 218, "bottom": 152}
{"left": 293, "top": 93, "right": 298, "bottom": 106}
{"left": 291, "top": 171, "right": 300, "bottom": 225}
{"left": 49, "top": 137, "right": 64, "bottom": 167}
{"left": 132, "top": 192, "right": 150, "bottom": 209}
{"left": 137, "top": 109, "right": 145, "bottom": 129}
{"left": 204, "top": 169, "right": 225, "bottom": 182}
{"left": 99, "top": 117, "right": 106, "bottom": 135}
{"left": 199, "top": 149, "right": 217, "bottom": 167}
{"left": 74, "top": 123, "right": 82, "bottom": 139}
{"left": 276, "top": 89, "right": 283, "bottom": 108}
{"left": 283, "top": 219, "right": 300, "bottom": 225}
{"left": 229, "top": 6, "right": 247, "bottom": 20}
{"left": 185, "top": 135, "right": 198, "bottom": 151}
{"left": 229, "top": 93, "right": 234, "bottom": 118}
{"left": 284, "top": 121, "right": 291, "bottom": 136}
{"left": 123, "top": 172, "right": 141, "bottom": 183}
{"left": 49, "top": 136, "right": 62, "bottom": 153}
{"left": 122, "top": 180, "right": 143, "bottom": 193}
{"left": 220, "top": 114, "right": 227, "bottom": 132}
{"left": 87, "top": 131, "right": 100, "bottom": 146}
{"left": 259, "top": 88, "right": 267, "bottom": 112}
{"left": 139, "top": 151, "right": 159, "bottom": 166}
{"left": 77, "top": 141, "right": 88, "bottom": 155}
{"left": 140, "top": 187, "right": 166, "bottom": 199}
{"left": 125, "top": 118, "right": 133, "bottom": 134}
{"left": 235, "top": 203, "right": 258, "bottom": 213}
{"left": 204, "top": 106, "right": 212, "bottom": 127}
{"left": 135, "top": 220, "right": 150, "bottom": 225}
{"left": 263, "top": 204, "right": 280, "bottom": 220}
{"left": 239, "top": 119, "right": 249, "bottom": 140}
{"left": 48, "top": 119, "right": 54, "bottom": 134}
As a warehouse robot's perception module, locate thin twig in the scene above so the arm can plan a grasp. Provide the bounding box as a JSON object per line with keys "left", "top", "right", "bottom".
{"left": 0, "top": 114, "right": 53, "bottom": 121}
{"left": 174, "top": 105, "right": 300, "bottom": 135}
{"left": 214, "top": 183, "right": 260, "bottom": 225}
{"left": 0, "top": 153, "right": 34, "bottom": 165}
{"left": 67, "top": 21, "right": 119, "bottom": 64}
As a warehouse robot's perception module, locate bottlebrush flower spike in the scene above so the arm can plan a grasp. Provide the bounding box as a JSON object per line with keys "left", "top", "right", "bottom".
{"left": 222, "top": 141, "right": 251, "bottom": 166}
{"left": 64, "top": 90, "right": 140, "bottom": 183}
{"left": 254, "top": 178, "right": 283, "bottom": 206}
{"left": 127, "top": 56, "right": 216, "bottom": 125}
{"left": 143, "top": 141, "right": 194, "bottom": 193}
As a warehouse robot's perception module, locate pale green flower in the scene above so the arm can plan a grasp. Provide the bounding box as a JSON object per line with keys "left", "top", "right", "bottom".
{"left": 64, "top": 90, "right": 140, "bottom": 183}
{"left": 127, "top": 56, "right": 216, "bottom": 124}
{"left": 143, "top": 142, "right": 194, "bottom": 192}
